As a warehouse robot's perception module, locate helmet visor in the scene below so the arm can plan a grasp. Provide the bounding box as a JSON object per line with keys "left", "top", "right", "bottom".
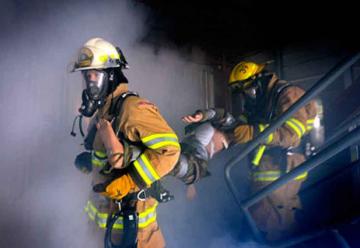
{"left": 82, "top": 70, "right": 108, "bottom": 100}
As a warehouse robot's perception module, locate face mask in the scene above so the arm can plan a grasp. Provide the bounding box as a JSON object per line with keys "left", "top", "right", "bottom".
{"left": 230, "top": 79, "right": 260, "bottom": 114}
{"left": 82, "top": 70, "right": 109, "bottom": 100}
{"left": 79, "top": 70, "right": 109, "bottom": 117}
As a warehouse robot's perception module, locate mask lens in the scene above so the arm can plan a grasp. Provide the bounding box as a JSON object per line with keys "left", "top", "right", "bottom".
{"left": 82, "top": 70, "right": 107, "bottom": 100}
{"left": 244, "top": 86, "right": 257, "bottom": 99}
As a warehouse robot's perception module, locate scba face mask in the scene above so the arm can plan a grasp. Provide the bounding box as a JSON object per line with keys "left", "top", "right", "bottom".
{"left": 79, "top": 70, "right": 109, "bottom": 117}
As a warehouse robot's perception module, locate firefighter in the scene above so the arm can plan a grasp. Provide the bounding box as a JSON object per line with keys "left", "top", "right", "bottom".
{"left": 183, "top": 61, "right": 318, "bottom": 240}
{"left": 72, "top": 37, "right": 180, "bottom": 248}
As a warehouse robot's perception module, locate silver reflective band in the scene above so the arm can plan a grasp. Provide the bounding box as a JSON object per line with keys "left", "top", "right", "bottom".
{"left": 133, "top": 154, "right": 160, "bottom": 185}
{"left": 138, "top": 211, "right": 156, "bottom": 224}
{"left": 143, "top": 137, "right": 179, "bottom": 147}
{"left": 177, "top": 155, "right": 189, "bottom": 178}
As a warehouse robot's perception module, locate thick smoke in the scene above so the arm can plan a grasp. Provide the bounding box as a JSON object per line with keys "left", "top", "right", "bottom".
{"left": 0, "top": 0, "right": 259, "bottom": 247}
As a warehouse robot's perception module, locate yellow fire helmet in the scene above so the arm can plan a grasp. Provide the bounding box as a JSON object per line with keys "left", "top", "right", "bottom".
{"left": 228, "top": 61, "right": 265, "bottom": 88}
{"left": 73, "top": 37, "right": 127, "bottom": 71}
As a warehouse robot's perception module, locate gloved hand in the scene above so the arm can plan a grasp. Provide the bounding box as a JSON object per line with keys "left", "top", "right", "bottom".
{"left": 233, "top": 124, "right": 254, "bottom": 144}
{"left": 147, "top": 181, "right": 174, "bottom": 203}
{"left": 93, "top": 174, "right": 136, "bottom": 200}
{"left": 74, "top": 152, "right": 92, "bottom": 174}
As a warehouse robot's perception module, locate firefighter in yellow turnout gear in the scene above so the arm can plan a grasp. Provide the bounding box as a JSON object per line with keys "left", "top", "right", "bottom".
{"left": 183, "top": 61, "right": 318, "bottom": 240}
{"left": 72, "top": 37, "right": 180, "bottom": 248}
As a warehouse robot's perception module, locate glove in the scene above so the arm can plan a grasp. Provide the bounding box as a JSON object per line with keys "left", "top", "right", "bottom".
{"left": 147, "top": 181, "right": 174, "bottom": 203}
{"left": 93, "top": 174, "right": 136, "bottom": 200}
{"left": 233, "top": 124, "right": 254, "bottom": 144}
{"left": 74, "top": 152, "right": 92, "bottom": 174}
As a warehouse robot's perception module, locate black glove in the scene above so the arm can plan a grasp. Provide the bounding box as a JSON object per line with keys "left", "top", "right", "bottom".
{"left": 93, "top": 182, "right": 108, "bottom": 193}
{"left": 74, "top": 152, "right": 92, "bottom": 174}
{"left": 148, "top": 181, "right": 175, "bottom": 203}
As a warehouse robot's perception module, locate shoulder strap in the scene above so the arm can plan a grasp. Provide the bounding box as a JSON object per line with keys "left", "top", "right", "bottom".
{"left": 110, "top": 91, "right": 139, "bottom": 117}
{"left": 267, "top": 81, "right": 293, "bottom": 121}
{"left": 110, "top": 91, "right": 144, "bottom": 147}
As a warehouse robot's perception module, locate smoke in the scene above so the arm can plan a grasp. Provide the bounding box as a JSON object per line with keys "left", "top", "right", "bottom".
{"left": 208, "top": 234, "right": 269, "bottom": 248}
{"left": 0, "top": 0, "right": 260, "bottom": 247}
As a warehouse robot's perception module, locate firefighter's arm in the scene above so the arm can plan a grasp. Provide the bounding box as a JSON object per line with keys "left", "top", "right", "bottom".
{"left": 96, "top": 118, "right": 124, "bottom": 168}
{"left": 233, "top": 87, "right": 314, "bottom": 148}
{"left": 98, "top": 99, "right": 180, "bottom": 200}
{"left": 98, "top": 98, "right": 180, "bottom": 199}
{"left": 182, "top": 108, "right": 225, "bottom": 123}
{"left": 124, "top": 100, "right": 180, "bottom": 189}
{"left": 266, "top": 86, "right": 310, "bottom": 148}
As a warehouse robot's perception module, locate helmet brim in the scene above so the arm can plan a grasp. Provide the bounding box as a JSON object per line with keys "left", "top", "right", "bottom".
{"left": 72, "top": 64, "right": 120, "bottom": 72}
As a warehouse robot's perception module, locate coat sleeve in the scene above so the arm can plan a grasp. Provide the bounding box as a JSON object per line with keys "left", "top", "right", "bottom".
{"left": 233, "top": 86, "right": 318, "bottom": 149}
{"left": 120, "top": 98, "right": 181, "bottom": 189}
{"left": 268, "top": 86, "right": 317, "bottom": 148}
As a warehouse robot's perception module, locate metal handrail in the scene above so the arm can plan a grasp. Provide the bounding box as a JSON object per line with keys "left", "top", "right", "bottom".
{"left": 319, "top": 111, "right": 360, "bottom": 152}
{"left": 242, "top": 124, "right": 360, "bottom": 208}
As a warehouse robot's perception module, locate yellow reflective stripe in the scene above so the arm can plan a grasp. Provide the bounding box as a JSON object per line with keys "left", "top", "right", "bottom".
{"left": 84, "top": 201, "right": 158, "bottom": 230}
{"left": 307, "top": 119, "right": 315, "bottom": 124}
{"left": 291, "top": 118, "right": 306, "bottom": 134}
{"left": 254, "top": 176, "right": 280, "bottom": 181}
{"left": 139, "top": 214, "right": 157, "bottom": 228}
{"left": 252, "top": 171, "right": 307, "bottom": 182}
{"left": 253, "top": 170, "right": 281, "bottom": 181}
{"left": 142, "top": 133, "right": 180, "bottom": 149}
{"left": 295, "top": 172, "right": 308, "bottom": 180}
{"left": 138, "top": 202, "right": 158, "bottom": 228}
{"left": 142, "top": 133, "right": 178, "bottom": 143}
{"left": 91, "top": 150, "right": 108, "bottom": 167}
{"left": 147, "top": 141, "right": 180, "bottom": 149}
{"left": 252, "top": 145, "right": 266, "bottom": 166}
{"left": 139, "top": 202, "right": 158, "bottom": 218}
{"left": 134, "top": 154, "right": 160, "bottom": 186}
{"left": 285, "top": 118, "right": 305, "bottom": 138}
{"left": 94, "top": 150, "right": 107, "bottom": 158}
{"left": 85, "top": 201, "right": 96, "bottom": 221}
{"left": 259, "top": 124, "right": 273, "bottom": 144}
{"left": 91, "top": 159, "right": 107, "bottom": 167}
{"left": 253, "top": 170, "right": 281, "bottom": 176}
{"left": 267, "top": 132, "right": 274, "bottom": 144}
{"left": 258, "top": 124, "right": 266, "bottom": 132}
{"left": 286, "top": 120, "right": 302, "bottom": 138}
{"left": 85, "top": 201, "right": 110, "bottom": 229}
{"left": 307, "top": 119, "right": 315, "bottom": 131}
{"left": 141, "top": 154, "right": 160, "bottom": 181}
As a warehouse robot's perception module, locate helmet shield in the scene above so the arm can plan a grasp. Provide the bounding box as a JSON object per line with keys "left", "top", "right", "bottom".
{"left": 82, "top": 70, "right": 109, "bottom": 101}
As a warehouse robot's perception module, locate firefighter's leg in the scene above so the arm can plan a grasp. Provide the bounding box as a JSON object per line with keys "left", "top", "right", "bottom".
{"left": 250, "top": 181, "right": 302, "bottom": 241}
{"left": 136, "top": 199, "right": 165, "bottom": 248}
{"left": 137, "top": 222, "right": 165, "bottom": 248}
